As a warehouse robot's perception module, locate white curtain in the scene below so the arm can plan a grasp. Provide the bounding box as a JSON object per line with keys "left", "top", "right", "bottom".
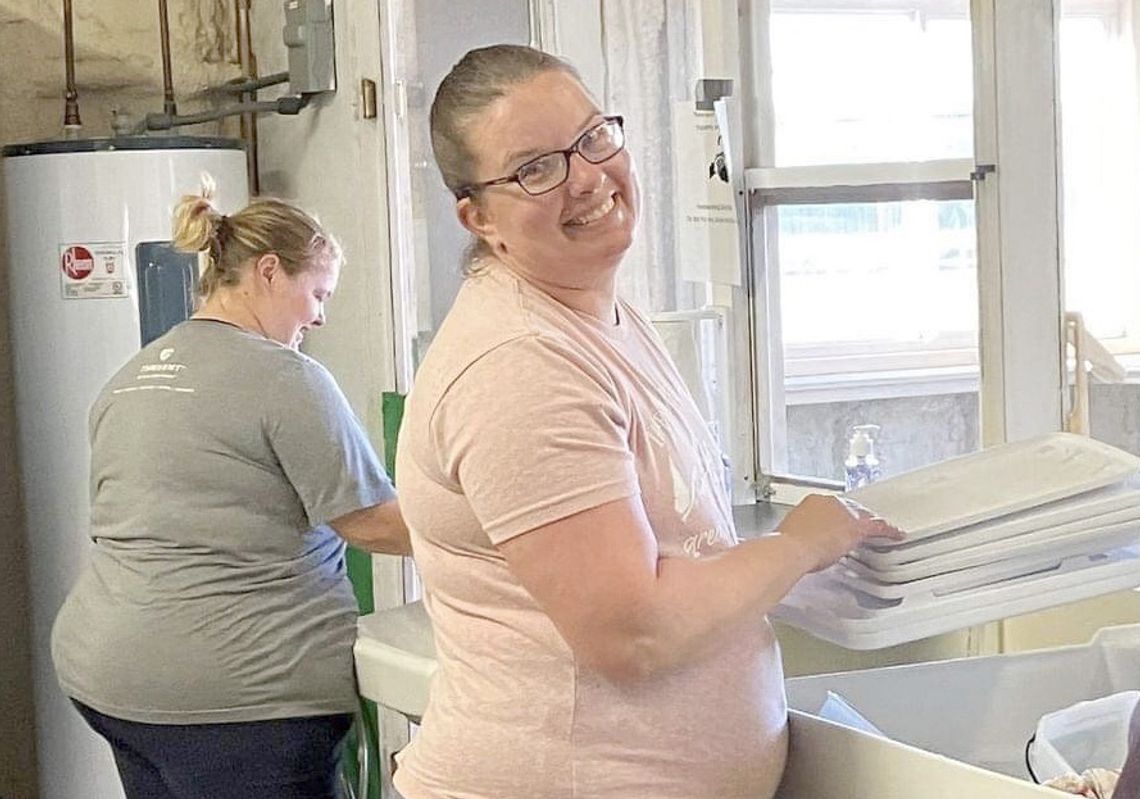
{"left": 599, "top": 0, "right": 703, "bottom": 313}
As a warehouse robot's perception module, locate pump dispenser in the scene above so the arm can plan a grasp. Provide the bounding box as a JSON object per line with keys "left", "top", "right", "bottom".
{"left": 845, "top": 424, "right": 882, "bottom": 491}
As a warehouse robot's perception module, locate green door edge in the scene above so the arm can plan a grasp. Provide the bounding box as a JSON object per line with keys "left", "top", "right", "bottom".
{"left": 344, "top": 390, "right": 406, "bottom": 798}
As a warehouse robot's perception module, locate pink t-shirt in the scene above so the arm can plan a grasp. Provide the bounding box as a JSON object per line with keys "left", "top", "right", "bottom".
{"left": 393, "top": 263, "right": 787, "bottom": 799}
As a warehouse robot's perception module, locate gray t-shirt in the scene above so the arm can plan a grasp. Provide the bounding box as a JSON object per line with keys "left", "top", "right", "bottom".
{"left": 52, "top": 319, "right": 395, "bottom": 724}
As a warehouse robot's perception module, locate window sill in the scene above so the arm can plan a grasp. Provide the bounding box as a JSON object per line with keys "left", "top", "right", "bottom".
{"left": 783, "top": 356, "right": 1140, "bottom": 406}
{"left": 785, "top": 365, "right": 979, "bottom": 405}
{"left": 1114, "top": 353, "right": 1140, "bottom": 382}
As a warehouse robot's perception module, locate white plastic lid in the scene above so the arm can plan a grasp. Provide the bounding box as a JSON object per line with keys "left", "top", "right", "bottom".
{"left": 776, "top": 433, "right": 1140, "bottom": 649}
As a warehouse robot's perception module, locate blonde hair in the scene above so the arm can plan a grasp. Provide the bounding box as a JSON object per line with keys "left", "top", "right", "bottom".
{"left": 172, "top": 174, "right": 342, "bottom": 298}
{"left": 429, "top": 44, "right": 582, "bottom": 269}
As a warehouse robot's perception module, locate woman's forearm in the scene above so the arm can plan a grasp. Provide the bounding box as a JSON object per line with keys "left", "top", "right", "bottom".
{"left": 643, "top": 534, "right": 815, "bottom": 669}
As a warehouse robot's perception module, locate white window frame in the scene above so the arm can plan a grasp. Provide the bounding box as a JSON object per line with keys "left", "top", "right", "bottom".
{"left": 747, "top": 1, "right": 983, "bottom": 408}
{"left": 748, "top": 160, "right": 980, "bottom": 405}
{"left": 1056, "top": 0, "right": 1140, "bottom": 367}
{"left": 719, "top": 0, "right": 1068, "bottom": 498}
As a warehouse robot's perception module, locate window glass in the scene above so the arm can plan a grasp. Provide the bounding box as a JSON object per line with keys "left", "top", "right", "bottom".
{"left": 1058, "top": 5, "right": 1140, "bottom": 347}
{"left": 770, "top": 1, "right": 973, "bottom": 166}
{"left": 778, "top": 200, "right": 977, "bottom": 366}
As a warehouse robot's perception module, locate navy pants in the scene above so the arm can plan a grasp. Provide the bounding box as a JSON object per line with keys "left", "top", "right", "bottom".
{"left": 73, "top": 700, "right": 353, "bottom": 799}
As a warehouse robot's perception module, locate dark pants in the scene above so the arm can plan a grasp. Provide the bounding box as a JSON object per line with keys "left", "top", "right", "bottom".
{"left": 73, "top": 700, "right": 353, "bottom": 799}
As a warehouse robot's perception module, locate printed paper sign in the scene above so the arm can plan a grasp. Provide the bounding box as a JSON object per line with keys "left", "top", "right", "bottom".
{"left": 671, "top": 103, "right": 741, "bottom": 286}
{"left": 60, "top": 242, "right": 130, "bottom": 299}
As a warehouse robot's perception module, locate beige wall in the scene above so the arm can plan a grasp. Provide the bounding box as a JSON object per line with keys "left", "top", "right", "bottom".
{"left": 252, "top": 3, "right": 397, "bottom": 444}
{"left": 0, "top": 3, "right": 239, "bottom": 796}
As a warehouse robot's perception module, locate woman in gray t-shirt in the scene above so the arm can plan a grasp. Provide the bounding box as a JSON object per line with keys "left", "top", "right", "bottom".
{"left": 51, "top": 180, "right": 408, "bottom": 799}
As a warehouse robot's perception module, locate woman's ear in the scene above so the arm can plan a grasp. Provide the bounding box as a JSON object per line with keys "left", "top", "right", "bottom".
{"left": 253, "top": 253, "right": 281, "bottom": 286}
{"left": 457, "top": 197, "right": 491, "bottom": 238}
{"left": 458, "top": 198, "right": 505, "bottom": 256}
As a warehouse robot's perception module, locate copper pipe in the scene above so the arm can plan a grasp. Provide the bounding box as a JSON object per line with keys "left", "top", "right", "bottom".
{"left": 235, "top": 0, "right": 260, "bottom": 193}
{"left": 157, "top": 0, "right": 177, "bottom": 117}
{"left": 62, "top": 0, "right": 82, "bottom": 130}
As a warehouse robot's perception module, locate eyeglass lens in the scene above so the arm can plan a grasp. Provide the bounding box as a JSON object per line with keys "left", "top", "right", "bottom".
{"left": 517, "top": 119, "right": 625, "bottom": 195}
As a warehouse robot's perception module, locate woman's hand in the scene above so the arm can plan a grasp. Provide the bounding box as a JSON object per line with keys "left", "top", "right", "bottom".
{"left": 778, "top": 494, "right": 904, "bottom": 573}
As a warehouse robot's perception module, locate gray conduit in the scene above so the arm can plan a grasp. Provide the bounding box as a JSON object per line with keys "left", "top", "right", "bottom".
{"left": 132, "top": 95, "right": 310, "bottom": 134}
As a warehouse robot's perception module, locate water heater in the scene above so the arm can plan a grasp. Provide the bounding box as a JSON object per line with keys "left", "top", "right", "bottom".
{"left": 0, "top": 136, "right": 248, "bottom": 799}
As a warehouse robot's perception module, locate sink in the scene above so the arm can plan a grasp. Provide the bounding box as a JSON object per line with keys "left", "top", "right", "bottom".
{"left": 355, "top": 601, "right": 437, "bottom": 721}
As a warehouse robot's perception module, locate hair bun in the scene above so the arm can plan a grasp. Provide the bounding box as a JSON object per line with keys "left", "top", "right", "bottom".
{"left": 172, "top": 173, "right": 224, "bottom": 254}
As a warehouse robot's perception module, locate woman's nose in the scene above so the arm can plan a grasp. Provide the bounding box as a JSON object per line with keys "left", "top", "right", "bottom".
{"left": 565, "top": 152, "right": 607, "bottom": 195}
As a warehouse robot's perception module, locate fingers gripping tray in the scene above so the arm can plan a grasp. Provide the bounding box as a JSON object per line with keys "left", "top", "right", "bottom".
{"left": 773, "top": 433, "right": 1140, "bottom": 650}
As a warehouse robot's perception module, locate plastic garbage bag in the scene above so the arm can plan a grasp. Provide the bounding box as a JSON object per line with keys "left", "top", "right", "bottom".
{"left": 816, "top": 691, "right": 885, "bottom": 738}
{"left": 1028, "top": 691, "right": 1140, "bottom": 784}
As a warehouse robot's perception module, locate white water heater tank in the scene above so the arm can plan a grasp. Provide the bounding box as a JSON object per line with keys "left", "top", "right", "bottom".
{"left": 0, "top": 136, "right": 248, "bottom": 799}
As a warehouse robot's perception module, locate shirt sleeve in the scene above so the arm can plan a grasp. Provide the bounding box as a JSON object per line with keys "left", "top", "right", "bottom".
{"left": 266, "top": 357, "right": 396, "bottom": 528}
{"left": 430, "top": 334, "right": 640, "bottom": 545}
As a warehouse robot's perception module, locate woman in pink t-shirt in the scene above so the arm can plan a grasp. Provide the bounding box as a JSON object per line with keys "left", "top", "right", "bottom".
{"left": 393, "top": 44, "right": 902, "bottom": 799}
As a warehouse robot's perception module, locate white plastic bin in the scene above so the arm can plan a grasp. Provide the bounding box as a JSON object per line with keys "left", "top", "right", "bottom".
{"left": 356, "top": 602, "right": 1066, "bottom": 797}
{"left": 785, "top": 623, "right": 1140, "bottom": 781}
{"left": 777, "top": 712, "right": 1060, "bottom": 798}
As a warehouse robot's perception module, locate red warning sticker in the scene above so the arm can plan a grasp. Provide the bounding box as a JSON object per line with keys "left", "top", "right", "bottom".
{"left": 59, "top": 242, "right": 129, "bottom": 300}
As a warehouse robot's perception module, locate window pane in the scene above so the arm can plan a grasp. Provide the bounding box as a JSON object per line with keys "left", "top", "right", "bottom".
{"left": 1059, "top": 3, "right": 1140, "bottom": 466}
{"left": 1059, "top": 5, "right": 1140, "bottom": 345}
{"left": 778, "top": 200, "right": 978, "bottom": 358}
{"left": 769, "top": 1, "right": 974, "bottom": 166}
{"left": 769, "top": 198, "right": 981, "bottom": 481}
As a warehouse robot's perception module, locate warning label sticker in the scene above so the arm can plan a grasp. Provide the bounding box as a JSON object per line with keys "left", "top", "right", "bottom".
{"left": 60, "top": 242, "right": 130, "bottom": 300}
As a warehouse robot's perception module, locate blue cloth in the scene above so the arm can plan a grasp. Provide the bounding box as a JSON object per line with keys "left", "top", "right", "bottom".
{"left": 73, "top": 700, "right": 352, "bottom": 799}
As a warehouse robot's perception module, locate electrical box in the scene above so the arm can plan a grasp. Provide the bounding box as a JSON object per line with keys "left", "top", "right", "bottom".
{"left": 283, "top": 0, "right": 336, "bottom": 94}
{"left": 135, "top": 241, "right": 199, "bottom": 346}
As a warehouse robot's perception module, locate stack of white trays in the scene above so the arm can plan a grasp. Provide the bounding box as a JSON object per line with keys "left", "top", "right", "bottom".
{"left": 772, "top": 432, "right": 1140, "bottom": 650}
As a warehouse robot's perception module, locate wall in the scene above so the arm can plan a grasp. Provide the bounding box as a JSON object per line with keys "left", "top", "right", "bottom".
{"left": 251, "top": 1, "right": 395, "bottom": 445}
{"left": 0, "top": 3, "right": 239, "bottom": 796}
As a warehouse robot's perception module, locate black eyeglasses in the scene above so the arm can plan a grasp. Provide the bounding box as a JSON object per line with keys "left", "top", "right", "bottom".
{"left": 456, "top": 115, "right": 625, "bottom": 199}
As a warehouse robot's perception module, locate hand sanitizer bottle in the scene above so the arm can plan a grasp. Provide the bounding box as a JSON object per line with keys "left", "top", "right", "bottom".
{"left": 844, "top": 424, "right": 882, "bottom": 491}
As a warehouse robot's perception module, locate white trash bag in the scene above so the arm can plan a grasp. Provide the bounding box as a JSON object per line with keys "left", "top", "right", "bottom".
{"left": 1028, "top": 690, "right": 1140, "bottom": 784}
{"left": 816, "top": 691, "right": 886, "bottom": 738}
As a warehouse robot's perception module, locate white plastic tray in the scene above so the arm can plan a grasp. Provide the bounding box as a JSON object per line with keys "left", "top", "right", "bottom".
{"left": 857, "top": 482, "right": 1140, "bottom": 568}
{"left": 849, "top": 433, "right": 1140, "bottom": 543}
{"left": 847, "top": 510, "right": 1140, "bottom": 584}
{"left": 836, "top": 534, "right": 1140, "bottom": 599}
{"left": 774, "top": 545, "right": 1140, "bottom": 649}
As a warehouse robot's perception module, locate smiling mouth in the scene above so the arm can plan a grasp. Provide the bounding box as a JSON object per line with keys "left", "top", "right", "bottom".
{"left": 565, "top": 193, "right": 617, "bottom": 227}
